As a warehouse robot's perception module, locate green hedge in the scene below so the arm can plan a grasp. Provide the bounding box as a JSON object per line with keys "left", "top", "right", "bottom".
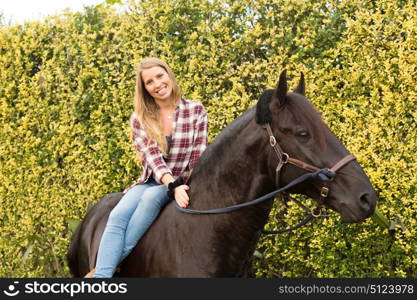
{"left": 0, "top": 0, "right": 416, "bottom": 277}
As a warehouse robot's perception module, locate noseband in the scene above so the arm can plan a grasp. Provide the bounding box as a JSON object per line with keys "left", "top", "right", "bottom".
{"left": 263, "top": 124, "right": 356, "bottom": 215}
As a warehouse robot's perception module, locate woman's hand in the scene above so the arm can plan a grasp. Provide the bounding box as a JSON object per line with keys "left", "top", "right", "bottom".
{"left": 174, "top": 185, "right": 190, "bottom": 208}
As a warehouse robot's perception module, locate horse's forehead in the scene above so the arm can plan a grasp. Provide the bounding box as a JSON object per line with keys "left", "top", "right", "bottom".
{"left": 289, "top": 93, "right": 321, "bottom": 117}
{"left": 286, "top": 92, "right": 308, "bottom": 103}
{"left": 280, "top": 93, "right": 328, "bottom": 147}
{"left": 281, "top": 94, "right": 312, "bottom": 119}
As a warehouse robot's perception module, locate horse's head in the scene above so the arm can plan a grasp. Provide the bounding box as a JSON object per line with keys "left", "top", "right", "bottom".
{"left": 256, "top": 70, "right": 377, "bottom": 223}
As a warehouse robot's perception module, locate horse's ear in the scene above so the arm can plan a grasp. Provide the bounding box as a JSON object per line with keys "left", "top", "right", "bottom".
{"left": 293, "top": 72, "right": 305, "bottom": 96}
{"left": 273, "top": 70, "right": 288, "bottom": 105}
{"left": 255, "top": 70, "right": 287, "bottom": 125}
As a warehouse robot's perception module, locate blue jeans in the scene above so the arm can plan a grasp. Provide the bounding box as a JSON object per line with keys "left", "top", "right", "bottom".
{"left": 93, "top": 178, "right": 170, "bottom": 278}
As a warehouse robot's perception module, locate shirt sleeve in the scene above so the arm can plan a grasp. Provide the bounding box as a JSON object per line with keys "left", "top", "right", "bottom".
{"left": 188, "top": 107, "right": 208, "bottom": 170}
{"left": 130, "top": 113, "right": 172, "bottom": 184}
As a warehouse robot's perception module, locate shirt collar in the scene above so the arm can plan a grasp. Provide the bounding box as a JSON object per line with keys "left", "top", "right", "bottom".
{"left": 176, "top": 98, "right": 185, "bottom": 112}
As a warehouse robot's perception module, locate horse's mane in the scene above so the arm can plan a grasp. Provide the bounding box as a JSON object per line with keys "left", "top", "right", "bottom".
{"left": 190, "top": 107, "right": 256, "bottom": 180}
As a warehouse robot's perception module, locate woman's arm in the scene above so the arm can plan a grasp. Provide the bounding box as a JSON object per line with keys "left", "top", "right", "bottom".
{"left": 130, "top": 113, "right": 189, "bottom": 207}
{"left": 130, "top": 113, "right": 172, "bottom": 184}
{"left": 170, "top": 106, "right": 208, "bottom": 208}
{"left": 161, "top": 173, "right": 189, "bottom": 208}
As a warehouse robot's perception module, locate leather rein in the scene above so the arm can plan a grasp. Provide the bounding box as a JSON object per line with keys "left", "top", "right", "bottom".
{"left": 174, "top": 123, "right": 356, "bottom": 234}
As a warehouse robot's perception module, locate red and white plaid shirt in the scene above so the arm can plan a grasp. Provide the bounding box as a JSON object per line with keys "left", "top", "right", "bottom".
{"left": 126, "top": 98, "right": 208, "bottom": 190}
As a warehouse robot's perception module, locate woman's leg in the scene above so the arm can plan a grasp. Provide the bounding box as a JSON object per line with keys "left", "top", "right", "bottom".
{"left": 121, "top": 184, "right": 171, "bottom": 260}
{"left": 92, "top": 182, "right": 154, "bottom": 278}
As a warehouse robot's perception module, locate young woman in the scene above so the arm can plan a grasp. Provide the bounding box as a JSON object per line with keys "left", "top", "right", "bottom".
{"left": 86, "top": 57, "right": 208, "bottom": 278}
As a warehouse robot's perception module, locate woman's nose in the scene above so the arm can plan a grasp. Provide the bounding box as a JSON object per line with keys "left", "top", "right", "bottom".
{"left": 154, "top": 80, "right": 162, "bottom": 88}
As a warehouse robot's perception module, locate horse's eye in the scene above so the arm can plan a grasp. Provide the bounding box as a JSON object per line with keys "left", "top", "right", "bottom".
{"left": 296, "top": 130, "right": 310, "bottom": 141}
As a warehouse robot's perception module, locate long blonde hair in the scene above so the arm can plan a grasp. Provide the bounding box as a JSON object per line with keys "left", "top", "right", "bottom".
{"left": 133, "top": 57, "right": 181, "bottom": 156}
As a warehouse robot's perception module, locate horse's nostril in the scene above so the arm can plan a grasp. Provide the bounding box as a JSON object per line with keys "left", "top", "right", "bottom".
{"left": 360, "top": 193, "right": 371, "bottom": 210}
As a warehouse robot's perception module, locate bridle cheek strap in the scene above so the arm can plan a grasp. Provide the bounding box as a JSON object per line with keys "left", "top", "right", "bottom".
{"left": 263, "top": 124, "right": 356, "bottom": 208}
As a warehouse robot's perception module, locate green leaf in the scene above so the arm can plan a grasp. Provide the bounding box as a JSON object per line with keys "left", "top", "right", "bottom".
{"left": 67, "top": 219, "right": 81, "bottom": 235}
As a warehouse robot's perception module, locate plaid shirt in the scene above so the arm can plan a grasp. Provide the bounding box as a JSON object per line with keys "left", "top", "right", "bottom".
{"left": 127, "top": 98, "right": 208, "bottom": 190}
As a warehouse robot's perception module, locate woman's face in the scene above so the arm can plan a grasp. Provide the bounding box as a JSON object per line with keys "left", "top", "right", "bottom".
{"left": 141, "top": 66, "right": 174, "bottom": 103}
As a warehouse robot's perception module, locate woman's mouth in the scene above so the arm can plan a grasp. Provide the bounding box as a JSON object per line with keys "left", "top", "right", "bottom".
{"left": 156, "top": 86, "right": 167, "bottom": 95}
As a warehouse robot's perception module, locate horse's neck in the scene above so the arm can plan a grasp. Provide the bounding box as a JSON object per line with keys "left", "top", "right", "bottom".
{"left": 184, "top": 118, "right": 276, "bottom": 276}
{"left": 190, "top": 117, "right": 274, "bottom": 209}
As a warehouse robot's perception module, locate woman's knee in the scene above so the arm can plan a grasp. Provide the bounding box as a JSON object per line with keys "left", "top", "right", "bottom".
{"left": 107, "top": 187, "right": 145, "bottom": 225}
{"left": 107, "top": 207, "right": 130, "bottom": 227}
{"left": 140, "top": 186, "right": 169, "bottom": 211}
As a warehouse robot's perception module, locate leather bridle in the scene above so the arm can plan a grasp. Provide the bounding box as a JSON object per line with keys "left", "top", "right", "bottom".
{"left": 263, "top": 124, "right": 356, "bottom": 215}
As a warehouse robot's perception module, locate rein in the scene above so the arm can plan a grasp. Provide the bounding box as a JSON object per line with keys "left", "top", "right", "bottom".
{"left": 174, "top": 123, "right": 356, "bottom": 234}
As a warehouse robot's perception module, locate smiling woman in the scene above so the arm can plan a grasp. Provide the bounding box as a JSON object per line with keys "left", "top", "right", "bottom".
{"left": 82, "top": 57, "right": 209, "bottom": 278}
{"left": 141, "top": 66, "right": 176, "bottom": 136}
{"left": 134, "top": 58, "right": 187, "bottom": 157}
{"left": 142, "top": 67, "right": 174, "bottom": 101}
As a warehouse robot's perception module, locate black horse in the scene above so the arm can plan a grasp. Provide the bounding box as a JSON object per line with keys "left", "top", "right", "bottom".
{"left": 67, "top": 71, "right": 377, "bottom": 277}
